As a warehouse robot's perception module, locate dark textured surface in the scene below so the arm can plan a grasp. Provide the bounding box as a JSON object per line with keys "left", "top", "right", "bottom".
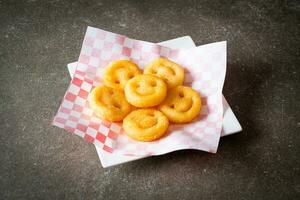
{"left": 0, "top": 0, "right": 299, "bottom": 199}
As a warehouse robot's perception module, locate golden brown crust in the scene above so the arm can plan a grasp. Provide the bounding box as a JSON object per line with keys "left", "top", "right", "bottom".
{"left": 89, "top": 85, "right": 132, "bottom": 122}
{"left": 123, "top": 109, "right": 169, "bottom": 142}
{"left": 144, "top": 58, "right": 184, "bottom": 89}
{"left": 124, "top": 74, "right": 167, "bottom": 107}
{"left": 159, "top": 86, "right": 201, "bottom": 123}
{"left": 103, "top": 60, "right": 141, "bottom": 90}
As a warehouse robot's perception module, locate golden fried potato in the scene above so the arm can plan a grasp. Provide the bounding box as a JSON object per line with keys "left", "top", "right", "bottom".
{"left": 124, "top": 74, "right": 167, "bottom": 107}
{"left": 103, "top": 60, "right": 141, "bottom": 90}
{"left": 123, "top": 109, "right": 169, "bottom": 142}
{"left": 144, "top": 58, "right": 184, "bottom": 89}
{"left": 159, "top": 86, "right": 201, "bottom": 123}
{"left": 89, "top": 85, "right": 132, "bottom": 122}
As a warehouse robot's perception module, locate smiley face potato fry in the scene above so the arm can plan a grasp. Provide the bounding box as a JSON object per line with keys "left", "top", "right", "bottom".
{"left": 125, "top": 74, "right": 167, "bottom": 108}
{"left": 88, "top": 58, "right": 203, "bottom": 142}
{"left": 159, "top": 86, "right": 201, "bottom": 123}
{"left": 144, "top": 58, "right": 184, "bottom": 89}
{"left": 103, "top": 60, "right": 141, "bottom": 90}
{"left": 123, "top": 109, "right": 169, "bottom": 142}
{"left": 89, "top": 85, "right": 132, "bottom": 122}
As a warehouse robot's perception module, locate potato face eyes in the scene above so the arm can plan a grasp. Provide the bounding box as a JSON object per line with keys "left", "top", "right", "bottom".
{"left": 124, "top": 74, "right": 167, "bottom": 108}
{"left": 144, "top": 58, "right": 184, "bottom": 89}
{"left": 103, "top": 60, "right": 141, "bottom": 90}
{"left": 123, "top": 109, "right": 169, "bottom": 142}
{"left": 159, "top": 86, "right": 201, "bottom": 123}
{"left": 89, "top": 86, "right": 132, "bottom": 122}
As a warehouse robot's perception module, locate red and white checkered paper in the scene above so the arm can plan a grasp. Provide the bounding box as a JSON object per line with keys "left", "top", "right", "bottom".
{"left": 53, "top": 26, "right": 226, "bottom": 156}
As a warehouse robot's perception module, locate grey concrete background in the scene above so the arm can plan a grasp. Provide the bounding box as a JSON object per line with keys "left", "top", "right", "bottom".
{"left": 0, "top": 0, "right": 299, "bottom": 199}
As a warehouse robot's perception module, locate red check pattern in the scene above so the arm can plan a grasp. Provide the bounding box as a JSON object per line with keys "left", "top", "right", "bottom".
{"left": 53, "top": 26, "right": 226, "bottom": 156}
{"left": 53, "top": 73, "right": 120, "bottom": 152}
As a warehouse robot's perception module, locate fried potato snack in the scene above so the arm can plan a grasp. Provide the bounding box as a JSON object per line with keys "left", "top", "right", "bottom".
{"left": 159, "top": 86, "right": 201, "bottom": 123}
{"left": 123, "top": 109, "right": 169, "bottom": 142}
{"left": 125, "top": 74, "right": 167, "bottom": 107}
{"left": 103, "top": 60, "right": 141, "bottom": 90}
{"left": 89, "top": 85, "right": 132, "bottom": 122}
{"left": 144, "top": 58, "right": 184, "bottom": 89}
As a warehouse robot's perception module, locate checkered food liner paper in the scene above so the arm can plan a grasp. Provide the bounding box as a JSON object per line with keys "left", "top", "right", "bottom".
{"left": 53, "top": 26, "right": 227, "bottom": 156}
